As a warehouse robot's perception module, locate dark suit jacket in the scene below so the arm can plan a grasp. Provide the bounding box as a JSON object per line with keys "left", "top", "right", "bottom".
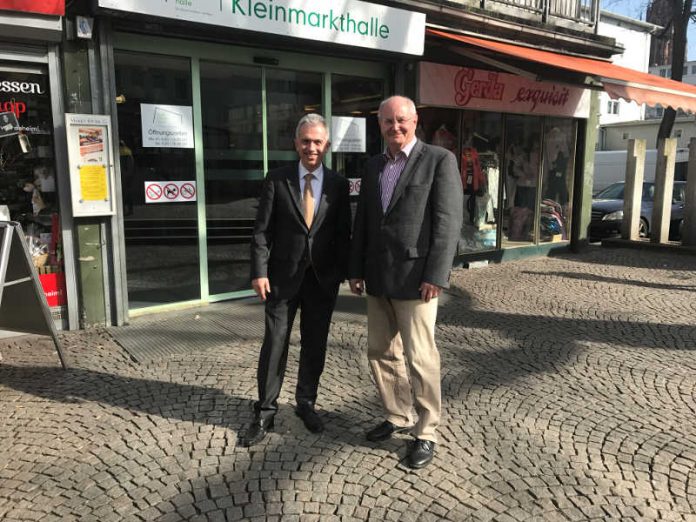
{"left": 251, "top": 164, "right": 351, "bottom": 300}
{"left": 349, "top": 140, "right": 463, "bottom": 300}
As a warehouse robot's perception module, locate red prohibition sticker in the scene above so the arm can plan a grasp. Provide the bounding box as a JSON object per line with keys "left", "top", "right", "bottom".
{"left": 180, "top": 183, "right": 196, "bottom": 200}
{"left": 164, "top": 183, "right": 179, "bottom": 199}
{"left": 145, "top": 183, "right": 163, "bottom": 201}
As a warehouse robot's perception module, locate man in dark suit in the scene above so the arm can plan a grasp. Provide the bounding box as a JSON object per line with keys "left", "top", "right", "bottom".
{"left": 349, "top": 96, "right": 463, "bottom": 468}
{"left": 241, "top": 114, "right": 351, "bottom": 447}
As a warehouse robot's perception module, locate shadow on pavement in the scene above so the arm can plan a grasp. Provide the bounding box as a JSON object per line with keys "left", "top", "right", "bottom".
{"left": 0, "top": 365, "right": 251, "bottom": 430}
{"left": 548, "top": 246, "right": 696, "bottom": 271}
{"left": 522, "top": 270, "right": 696, "bottom": 291}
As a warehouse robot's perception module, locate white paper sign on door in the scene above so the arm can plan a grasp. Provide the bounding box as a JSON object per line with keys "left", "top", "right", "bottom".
{"left": 331, "top": 116, "right": 366, "bottom": 153}
{"left": 140, "top": 104, "right": 194, "bottom": 148}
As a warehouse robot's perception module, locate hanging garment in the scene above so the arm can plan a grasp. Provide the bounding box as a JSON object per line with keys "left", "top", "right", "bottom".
{"left": 461, "top": 147, "right": 485, "bottom": 195}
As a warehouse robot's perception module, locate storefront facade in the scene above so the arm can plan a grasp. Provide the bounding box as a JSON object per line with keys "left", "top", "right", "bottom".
{"left": 63, "top": 0, "right": 624, "bottom": 326}
{"left": 0, "top": 3, "right": 78, "bottom": 330}
{"left": 12, "top": 0, "right": 687, "bottom": 329}
{"left": 70, "top": 0, "right": 425, "bottom": 323}
{"left": 415, "top": 61, "right": 590, "bottom": 258}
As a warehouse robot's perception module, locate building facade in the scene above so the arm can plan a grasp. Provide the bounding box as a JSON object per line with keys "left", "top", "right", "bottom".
{"left": 0, "top": 3, "right": 76, "bottom": 329}
{"left": 597, "top": 11, "right": 658, "bottom": 128}
{"left": 4, "top": 0, "right": 696, "bottom": 329}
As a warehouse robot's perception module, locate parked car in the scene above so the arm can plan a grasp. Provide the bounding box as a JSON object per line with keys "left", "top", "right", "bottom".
{"left": 590, "top": 181, "right": 686, "bottom": 241}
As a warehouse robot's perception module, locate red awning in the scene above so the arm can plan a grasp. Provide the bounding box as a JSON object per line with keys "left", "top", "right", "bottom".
{"left": 428, "top": 28, "right": 696, "bottom": 113}
{"left": 0, "top": 0, "right": 64, "bottom": 16}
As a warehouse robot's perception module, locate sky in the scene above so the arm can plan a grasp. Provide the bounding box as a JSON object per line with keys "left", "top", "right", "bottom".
{"left": 600, "top": 0, "right": 696, "bottom": 61}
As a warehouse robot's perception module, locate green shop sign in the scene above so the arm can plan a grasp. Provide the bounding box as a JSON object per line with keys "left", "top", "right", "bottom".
{"left": 98, "top": 0, "right": 426, "bottom": 55}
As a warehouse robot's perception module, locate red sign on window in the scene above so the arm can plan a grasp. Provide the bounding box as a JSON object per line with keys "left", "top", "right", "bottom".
{"left": 0, "top": 0, "right": 65, "bottom": 16}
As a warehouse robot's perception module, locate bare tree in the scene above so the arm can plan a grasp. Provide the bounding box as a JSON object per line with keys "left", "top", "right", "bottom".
{"left": 656, "top": 0, "right": 696, "bottom": 145}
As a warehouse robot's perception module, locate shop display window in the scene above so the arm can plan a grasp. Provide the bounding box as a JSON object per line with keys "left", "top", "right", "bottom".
{"left": 417, "top": 107, "right": 577, "bottom": 253}
{"left": 503, "top": 115, "right": 542, "bottom": 246}
{"left": 419, "top": 108, "right": 502, "bottom": 253}
{"left": 540, "top": 118, "right": 576, "bottom": 243}
{"left": 0, "top": 67, "right": 66, "bottom": 313}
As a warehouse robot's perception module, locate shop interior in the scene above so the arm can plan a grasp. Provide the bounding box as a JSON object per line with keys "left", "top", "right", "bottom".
{"left": 0, "top": 66, "right": 65, "bottom": 313}
{"left": 417, "top": 107, "right": 577, "bottom": 253}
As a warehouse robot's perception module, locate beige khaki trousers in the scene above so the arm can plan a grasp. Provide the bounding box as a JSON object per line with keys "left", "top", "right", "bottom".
{"left": 366, "top": 295, "right": 441, "bottom": 443}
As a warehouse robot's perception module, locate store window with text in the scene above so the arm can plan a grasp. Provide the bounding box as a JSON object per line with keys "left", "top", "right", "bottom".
{"left": 114, "top": 51, "right": 199, "bottom": 308}
{"left": 0, "top": 65, "right": 66, "bottom": 318}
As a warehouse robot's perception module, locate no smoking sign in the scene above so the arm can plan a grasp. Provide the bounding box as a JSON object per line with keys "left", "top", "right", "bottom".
{"left": 144, "top": 181, "right": 197, "bottom": 204}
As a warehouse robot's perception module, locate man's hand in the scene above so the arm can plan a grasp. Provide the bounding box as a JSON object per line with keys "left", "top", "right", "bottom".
{"left": 349, "top": 278, "right": 364, "bottom": 296}
{"left": 419, "top": 282, "right": 442, "bottom": 303}
{"left": 252, "top": 277, "right": 271, "bottom": 301}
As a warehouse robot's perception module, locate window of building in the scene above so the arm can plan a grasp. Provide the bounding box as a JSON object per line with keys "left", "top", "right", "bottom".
{"left": 660, "top": 69, "right": 667, "bottom": 77}
{"left": 607, "top": 100, "right": 620, "bottom": 115}
{"left": 675, "top": 129, "right": 683, "bottom": 138}
{"left": 0, "top": 65, "right": 66, "bottom": 318}
{"left": 622, "top": 132, "right": 630, "bottom": 140}
{"left": 691, "top": 65, "right": 696, "bottom": 74}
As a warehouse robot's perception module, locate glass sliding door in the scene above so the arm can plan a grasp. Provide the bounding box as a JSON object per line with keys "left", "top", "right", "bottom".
{"left": 266, "top": 69, "right": 322, "bottom": 171}
{"left": 200, "top": 62, "right": 263, "bottom": 295}
{"left": 115, "top": 51, "right": 199, "bottom": 308}
{"left": 113, "top": 35, "right": 391, "bottom": 312}
{"left": 330, "top": 74, "right": 383, "bottom": 179}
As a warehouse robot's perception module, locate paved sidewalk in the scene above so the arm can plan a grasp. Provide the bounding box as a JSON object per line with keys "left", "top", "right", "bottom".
{"left": 1, "top": 246, "right": 696, "bottom": 521}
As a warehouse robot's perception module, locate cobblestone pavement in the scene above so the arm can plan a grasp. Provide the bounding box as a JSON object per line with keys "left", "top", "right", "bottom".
{"left": 1, "top": 246, "right": 696, "bottom": 521}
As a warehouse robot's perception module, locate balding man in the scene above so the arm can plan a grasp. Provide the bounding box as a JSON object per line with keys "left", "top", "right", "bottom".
{"left": 349, "top": 96, "right": 463, "bottom": 468}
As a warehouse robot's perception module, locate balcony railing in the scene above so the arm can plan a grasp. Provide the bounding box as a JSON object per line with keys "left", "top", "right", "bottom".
{"left": 478, "top": 0, "right": 599, "bottom": 29}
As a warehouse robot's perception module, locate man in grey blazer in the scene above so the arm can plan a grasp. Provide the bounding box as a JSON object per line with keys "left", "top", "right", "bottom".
{"left": 349, "top": 96, "right": 463, "bottom": 468}
{"left": 241, "top": 114, "right": 351, "bottom": 447}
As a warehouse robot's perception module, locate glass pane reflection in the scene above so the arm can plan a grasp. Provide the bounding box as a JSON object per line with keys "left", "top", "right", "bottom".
{"left": 115, "top": 51, "right": 199, "bottom": 308}
{"left": 201, "top": 61, "right": 264, "bottom": 295}
{"left": 266, "top": 69, "right": 322, "bottom": 171}
{"left": 540, "top": 118, "right": 576, "bottom": 243}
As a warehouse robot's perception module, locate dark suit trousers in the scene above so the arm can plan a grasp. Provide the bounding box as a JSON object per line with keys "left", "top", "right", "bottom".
{"left": 255, "top": 267, "right": 339, "bottom": 420}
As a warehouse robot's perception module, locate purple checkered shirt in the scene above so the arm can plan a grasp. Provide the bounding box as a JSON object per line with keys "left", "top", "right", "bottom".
{"left": 380, "top": 138, "right": 417, "bottom": 212}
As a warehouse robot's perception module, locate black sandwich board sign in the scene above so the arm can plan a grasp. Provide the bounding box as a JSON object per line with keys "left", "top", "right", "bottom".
{"left": 0, "top": 221, "right": 67, "bottom": 369}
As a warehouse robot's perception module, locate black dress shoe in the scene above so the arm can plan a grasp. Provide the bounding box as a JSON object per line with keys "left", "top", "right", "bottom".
{"left": 366, "top": 420, "right": 410, "bottom": 442}
{"left": 295, "top": 403, "right": 324, "bottom": 433}
{"left": 240, "top": 416, "right": 274, "bottom": 447}
{"left": 407, "top": 439, "right": 435, "bottom": 469}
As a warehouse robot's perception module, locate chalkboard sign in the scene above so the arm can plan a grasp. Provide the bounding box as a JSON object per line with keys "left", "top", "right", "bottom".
{"left": 0, "top": 221, "right": 67, "bottom": 368}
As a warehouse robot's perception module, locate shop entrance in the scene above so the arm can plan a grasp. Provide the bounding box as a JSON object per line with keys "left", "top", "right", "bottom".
{"left": 113, "top": 37, "right": 388, "bottom": 312}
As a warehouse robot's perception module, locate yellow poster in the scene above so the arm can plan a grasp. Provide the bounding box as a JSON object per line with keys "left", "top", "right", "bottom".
{"left": 79, "top": 164, "right": 108, "bottom": 201}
